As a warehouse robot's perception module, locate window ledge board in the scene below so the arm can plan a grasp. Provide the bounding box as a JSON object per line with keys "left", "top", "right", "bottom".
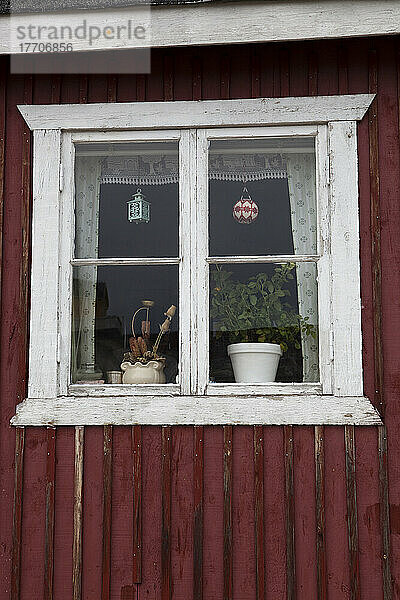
{"left": 11, "top": 395, "right": 381, "bottom": 426}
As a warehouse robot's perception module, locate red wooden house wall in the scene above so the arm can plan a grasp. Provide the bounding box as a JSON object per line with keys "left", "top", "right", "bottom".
{"left": 0, "top": 35, "right": 399, "bottom": 599}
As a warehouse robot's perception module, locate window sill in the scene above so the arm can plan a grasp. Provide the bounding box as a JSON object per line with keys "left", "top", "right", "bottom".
{"left": 11, "top": 395, "right": 381, "bottom": 426}
{"left": 68, "top": 382, "right": 322, "bottom": 397}
{"left": 69, "top": 383, "right": 180, "bottom": 397}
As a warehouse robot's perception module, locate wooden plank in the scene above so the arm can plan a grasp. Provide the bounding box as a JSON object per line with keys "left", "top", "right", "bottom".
{"left": 308, "top": 51, "right": 319, "bottom": 96}
{"left": 251, "top": 49, "right": 261, "bottom": 98}
{"left": 11, "top": 395, "right": 381, "bottom": 427}
{"left": 132, "top": 425, "right": 142, "bottom": 584}
{"left": 163, "top": 53, "right": 174, "bottom": 102}
{"left": 315, "top": 426, "right": 327, "bottom": 600}
{"left": 26, "top": 128, "right": 61, "bottom": 399}
{"left": 107, "top": 75, "right": 117, "bottom": 103}
{"left": 73, "top": 426, "right": 84, "bottom": 600}
{"left": 284, "top": 425, "right": 295, "bottom": 600}
{"left": 19, "top": 72, "right": 32, "bottom": 411}
{"left": 223, "top": 425, "right": 233, "bottom": 600}
{"left": 378, "top": 426, "right": 392, "bottom": 600}
{"left": 0, "top": 57, "right": 6, "bottom": 338}
{"left": 208, "top": 383, "right": 322, "bottom": 396}
{"left": 136, "top": 74, "right": 146, "bottom": 102}
{"left": 161, "top": 426, "right": 172, "bottom": 600}
{"left": 18, "top": 94, "right": 375, "bottom": 131}
{"left": 193, "top": 426, "right": 204, "bottom": 600}
{"left": 44, "top": 427, "right": 56, "bottom": 600}
{"left": 220, "top": 55, "right": 230, "bottom": 100}
{"left": 101, "top": 425, "right": 113, "bottom": 600}
{"left": 11, "top": 427, "right": 25, "bottom": 600}
{"left": 4, "top": 2, "right": 400, "bottom": 55}
{"left": 344, "top": 425, "right": 361, "bottom": 600}
{"left": 368, "top": 48, "right": 384, "bottom": 415}
{"left": 328, "top": 119, "right": 364, "bottom": 397}
{"left": 192, "top": 55, "right": 202, "bottom": 101}
{"left": 254, "top": 426, "right": 265, "bottom": 600}
{"left": 280, "top": 48, "right": 290, "bottom": 97}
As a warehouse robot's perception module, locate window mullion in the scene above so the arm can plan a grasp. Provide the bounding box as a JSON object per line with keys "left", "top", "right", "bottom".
{"left": 193, "top": 129, "right": 209, "bottom": 395}
{"left": 316, "top": 124, "right": 333, "bottom": 394}
{"left": 59, "top": 133, "right": 75, "bottom": 396}
{"left": 179, "top": 130, "right": 193, "bottom": 394}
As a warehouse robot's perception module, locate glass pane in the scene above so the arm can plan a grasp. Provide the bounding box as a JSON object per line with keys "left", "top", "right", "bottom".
{"left": 75, "top": 142, "right": 179, "bottom": 259}
{"left": 209, "top": 262, "right": 319, "bottom": 383}
{"left": 71, "top": 265, "right": 179, "bottom": 384}
{"left": 209, "top": 137, "right": 317, "bottom": 256}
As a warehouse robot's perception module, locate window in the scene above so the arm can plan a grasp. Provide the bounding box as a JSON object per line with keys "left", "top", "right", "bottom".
{"left": 13, "top": 95, "right": 381, "bottom": 425}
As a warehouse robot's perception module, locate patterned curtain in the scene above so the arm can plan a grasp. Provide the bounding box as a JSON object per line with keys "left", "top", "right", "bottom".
{"left": 73, "top": 156, "right": 102, "bottom": 382}
{"left": 285, "top": 154, "right": 319, "bottom": 382}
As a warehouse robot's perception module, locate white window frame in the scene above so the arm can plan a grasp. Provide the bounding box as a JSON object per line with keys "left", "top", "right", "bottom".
{"left": 12, "top": 95, "right": 381, "bottom": 426}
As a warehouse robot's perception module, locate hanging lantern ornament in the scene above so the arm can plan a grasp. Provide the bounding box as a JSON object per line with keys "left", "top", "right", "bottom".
{"left": 127, "top": 188, "right": 151, "bottom": 224}
{"left": 232, "top": 186, "right": 259, "bottom": 224}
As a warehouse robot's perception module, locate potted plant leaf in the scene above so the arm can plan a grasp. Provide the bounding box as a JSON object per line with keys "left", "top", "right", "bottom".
{"left": 210, "top": 264, "right": 316, "bottom": 383}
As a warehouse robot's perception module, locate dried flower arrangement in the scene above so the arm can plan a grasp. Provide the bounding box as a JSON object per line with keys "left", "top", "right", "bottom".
{"left": 123, "top": 302, "right": 176, "bottom": 366}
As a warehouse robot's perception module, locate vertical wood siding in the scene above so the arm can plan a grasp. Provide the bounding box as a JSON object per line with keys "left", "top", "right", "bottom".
{"left": 1, "top": 36, "right": 400, "bottom": 599}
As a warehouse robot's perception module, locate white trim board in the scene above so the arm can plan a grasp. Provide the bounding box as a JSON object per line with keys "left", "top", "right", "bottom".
{"left": 11, "top": 395, "right": 381, "bottom": 426}
{"left": 18, "top": 95, "right": 374, "bottom": 131}
{"left": 2, "top": 1, "right": 400, "bottom": 54}
{"left": 14, "top": 95, "right": 377, "bottom": 427}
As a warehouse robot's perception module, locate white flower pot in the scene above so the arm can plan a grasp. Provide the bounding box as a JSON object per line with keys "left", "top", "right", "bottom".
{"left": 121, "top": 360, "right": 166, "bottom": 384}
{"left": 227, "top": 343, "right": 282, "bottom": 383}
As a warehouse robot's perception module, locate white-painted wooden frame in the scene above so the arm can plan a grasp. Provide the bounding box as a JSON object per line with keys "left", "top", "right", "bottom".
{"left": 18, "top": 96, "right": 374, "bottom": 131}
{"left": 2, "top": 1, "right": 400, "bottom": 55}
{"left": 12, "top": 94, "right": 382, "bottom": 426}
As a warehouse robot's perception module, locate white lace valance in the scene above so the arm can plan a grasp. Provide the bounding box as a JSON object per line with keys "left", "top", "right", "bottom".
{"left": 100, "top": 153, "right": 287, "bottom": 185}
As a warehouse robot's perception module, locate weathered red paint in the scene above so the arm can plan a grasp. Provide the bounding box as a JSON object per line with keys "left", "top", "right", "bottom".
{"left": 315, "top": 426, "right": 327, "bottom": 600}
{"left": 132, "top": 425, "right": 142, "bottom": 584}
{"left": 44, "top": 427, "right": 56, "bottom": 600}
{"left": 73, "top": 426, "right": 84, "bottom": 600}
{"left": 345, "top": 425, "right": 361, "bottom": 600}
{"left": 284, "top": 426, "right": 295, "bottom": 600}
{"left": 1, "top": 38, "right": 400, "bottom": 600}
{"left": 11, "top": 427, "right": 25, "bottom": 600}
{"left": 193, "top": 426, "right": 203, "bottom": 600}
{"left": 161, "top": 426, "right": 172, "bottom": 600}
{"left": 223, "top": 426, "right": 233, "bottom": 600}
{"left": 253, "top": 426, "right": 265, "bottom": 600}
{"left": 101, "top": 425, "right": 113, "bottom": 600}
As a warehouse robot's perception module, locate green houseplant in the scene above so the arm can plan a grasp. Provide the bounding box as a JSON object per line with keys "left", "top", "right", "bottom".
{"left": 210, "top": 264, "right": 316, "bottom": 382}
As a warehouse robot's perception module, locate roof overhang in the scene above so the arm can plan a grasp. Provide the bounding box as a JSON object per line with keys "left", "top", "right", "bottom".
{"left": 1, "top": 0, "right": 400, "bottom": 55}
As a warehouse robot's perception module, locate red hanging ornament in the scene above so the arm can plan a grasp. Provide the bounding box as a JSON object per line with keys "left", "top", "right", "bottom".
{"left": 232, "top": 186, "right": 259, "bottom": 224}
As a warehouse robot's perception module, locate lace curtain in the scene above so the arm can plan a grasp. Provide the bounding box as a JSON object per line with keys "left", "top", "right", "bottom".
{"left": 72, "top": 156, "right": 102, "bottom": 382}
{"left": 74, "top": 151, "right": 318, "bottom": 383}
{"left": 100, "top": 153, "right": 287, "bottom": 185}
{"left": 285, "top": 154, "right": 319, "bottom": 382}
